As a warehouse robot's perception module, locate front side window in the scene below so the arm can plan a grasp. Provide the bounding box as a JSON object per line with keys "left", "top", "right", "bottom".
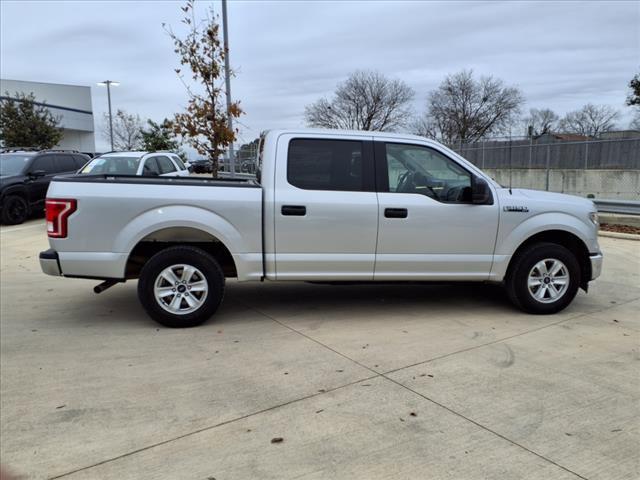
{"left": 385, "top": 143, "right": 472, "bottom": 203}
{"left": 287, "top": 138, "right": 364, "bottom": 191}
{"left": 156, "top": 156, "right": 176, "bottom": 174}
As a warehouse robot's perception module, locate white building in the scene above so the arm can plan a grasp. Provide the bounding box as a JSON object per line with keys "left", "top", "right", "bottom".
{"left": 0, "top": 79, "right": 96, "bottom": 153}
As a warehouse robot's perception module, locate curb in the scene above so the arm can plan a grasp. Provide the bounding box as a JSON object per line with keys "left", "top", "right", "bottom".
{"left": 598, "top": 231, "right": 640, "bottom": 241}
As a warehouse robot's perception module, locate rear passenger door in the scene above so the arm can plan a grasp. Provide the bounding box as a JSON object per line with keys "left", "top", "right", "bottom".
{"left": 273, "top": 134, "right": 378, "bottom": 280}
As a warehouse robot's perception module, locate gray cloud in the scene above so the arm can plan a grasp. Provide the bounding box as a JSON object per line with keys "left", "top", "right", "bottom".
{"left": 1, "top": 0, "right": 638, "bottom": 151}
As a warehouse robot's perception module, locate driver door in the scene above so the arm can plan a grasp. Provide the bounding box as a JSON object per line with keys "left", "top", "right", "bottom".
{"left": 374, "top": 140, "right": 499, "bottom": 280}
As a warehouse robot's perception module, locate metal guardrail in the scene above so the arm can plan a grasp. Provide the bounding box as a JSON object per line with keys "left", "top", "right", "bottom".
{"left": 594, "top": 199, "right": 640, "bottom": 215}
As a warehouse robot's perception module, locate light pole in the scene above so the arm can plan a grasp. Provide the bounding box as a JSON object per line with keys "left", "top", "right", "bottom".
{"left": 97, "top": 80, "right": 120, "bottom": 150}
{"left": 221, "top": 0, "right": 235, "bottom": 177}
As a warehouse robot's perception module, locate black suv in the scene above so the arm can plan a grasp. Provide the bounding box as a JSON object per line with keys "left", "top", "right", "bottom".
{"left": 190, "top": 158, "right": 213, "bottom": 173}
{"left": 0, "top": 148, "right": 90, "bottom": 225}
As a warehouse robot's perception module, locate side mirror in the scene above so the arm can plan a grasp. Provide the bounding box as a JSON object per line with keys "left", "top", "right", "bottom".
{"left": 471, "top": 176, "right": 493, "bottom": 205}
{"left": 29, "top": 170, "right": 46, "bottom": 179}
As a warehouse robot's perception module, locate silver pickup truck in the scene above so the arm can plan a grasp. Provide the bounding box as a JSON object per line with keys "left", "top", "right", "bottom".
{"left": 40, "top": 129, "right": 602, "bottom": 327}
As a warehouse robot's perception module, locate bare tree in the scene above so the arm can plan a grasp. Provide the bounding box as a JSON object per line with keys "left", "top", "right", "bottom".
{"left": 627, "top": 72, "right": 640, "bottom": 107}
{"left": 414, "top": 70, "right": 524, "bottom": 144}
{"left": 522, "top": 108, "right": 559, "bottom": 136}
{"left": 305, "top": 70, "right": 414, "bottom": 132}
{"left": 103, "top": 109, "right": 143, "bottom": 150}
{"left": 558, "top": 104, "right": 619, "bottom": 137}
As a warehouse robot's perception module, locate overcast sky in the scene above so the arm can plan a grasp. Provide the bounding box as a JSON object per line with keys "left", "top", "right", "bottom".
{"left": 1, "top": 0, "right": 638, "bottom": 152}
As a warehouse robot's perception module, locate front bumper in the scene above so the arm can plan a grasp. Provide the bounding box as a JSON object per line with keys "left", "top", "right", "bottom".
{"left": 39, "top": 249, "right": 62, "bottom": 276}
{"left": 590, "top": 253, "right": 603, "bottom": 280}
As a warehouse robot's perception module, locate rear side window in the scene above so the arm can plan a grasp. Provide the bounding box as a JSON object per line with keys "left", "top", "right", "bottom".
{"left": 30, "top": 155, "right": 57, "bottom": 174}
{"left": 287, "top": 139, "right": 366, "bottom": 191}
{"left": 54, "top": 154, "right": 78, "bottom": 172}
{"left": 156, "top": 156, "right": 176, "bottom": 174}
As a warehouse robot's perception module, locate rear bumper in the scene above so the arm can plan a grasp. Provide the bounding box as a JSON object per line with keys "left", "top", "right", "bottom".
{"left": 39, "top": 249, "right": 62, "bottom": 276}
{"left": 590, "top": 253, "right": 603, "bottom": 280}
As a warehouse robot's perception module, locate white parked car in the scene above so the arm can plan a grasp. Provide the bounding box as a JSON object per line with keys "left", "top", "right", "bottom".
{"left": 40, "top": 129, "right": 602, "bottom": 328}
{"left": 79, "top": 151, "right": 190, "bottom": 177}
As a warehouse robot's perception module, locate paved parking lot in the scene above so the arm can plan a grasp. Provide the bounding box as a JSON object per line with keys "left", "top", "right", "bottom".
{"left": 1, "top": 219, "right": 639, "bottom": 480}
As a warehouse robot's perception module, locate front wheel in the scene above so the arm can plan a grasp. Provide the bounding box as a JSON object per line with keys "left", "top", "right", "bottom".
{"left": 138, "top": 246, "right": 225, "bottom": 327}
{"left": 506, "top": 242, "right": 580, "bottom": 314}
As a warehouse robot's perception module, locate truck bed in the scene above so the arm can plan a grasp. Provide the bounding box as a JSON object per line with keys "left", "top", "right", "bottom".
{"left": 46, "top": 174, "right": 264, "bottom": 281}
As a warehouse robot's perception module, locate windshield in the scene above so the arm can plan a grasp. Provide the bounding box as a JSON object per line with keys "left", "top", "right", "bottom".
{"left": 80, "top": 156, "right": 142, "bottom": 175}
{"left": 0, "top": 153, "right": 33, "bottom": 176}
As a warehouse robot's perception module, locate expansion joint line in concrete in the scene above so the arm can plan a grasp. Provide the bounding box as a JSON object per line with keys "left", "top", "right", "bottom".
{"left": 254, "top": 305, "right": 632, "bottom": 480}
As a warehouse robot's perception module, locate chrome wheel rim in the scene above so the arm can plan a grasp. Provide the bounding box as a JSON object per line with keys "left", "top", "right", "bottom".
{"left": 527, "top": 258, "right": 569, "bottom": 304}
{"left": 154, "top": 264, "right": 208, "bottom": 315}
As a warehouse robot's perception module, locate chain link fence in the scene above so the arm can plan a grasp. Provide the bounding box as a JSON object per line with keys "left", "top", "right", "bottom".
{"left": 447, "top": 134, "right": 640, "bottom": 199}
{"left": 448, "top": 135, "right": 640, "bottom": 170}
{"left": 219, "top": 145, "right": 259, "bottom": 175}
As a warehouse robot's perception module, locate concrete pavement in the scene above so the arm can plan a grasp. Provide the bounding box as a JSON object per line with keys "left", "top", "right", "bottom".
{"left": 0, "top": 219, "right": 638, "bottom": 479}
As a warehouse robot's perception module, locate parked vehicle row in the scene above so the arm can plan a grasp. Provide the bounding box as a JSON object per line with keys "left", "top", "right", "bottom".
{"left": 1, "top": 149, "right": 191, "bottom": 225}
{"left": 39, "top": 129, "right": 602, "bottom": 328}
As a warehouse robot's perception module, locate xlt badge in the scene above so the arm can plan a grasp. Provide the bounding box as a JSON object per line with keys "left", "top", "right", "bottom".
{"left": 503, "top": 206, "right": 529, "bottom": 212}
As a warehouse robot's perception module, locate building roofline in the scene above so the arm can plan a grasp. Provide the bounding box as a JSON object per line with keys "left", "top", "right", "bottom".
{"left": 0, "top": 78, "right": 92, "bottom": 89}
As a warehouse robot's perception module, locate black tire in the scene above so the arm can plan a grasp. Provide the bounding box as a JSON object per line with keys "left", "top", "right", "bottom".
{"left": 137, "top": 246, "right": 225, "bottom": 328}
{"left": 1, "top": 195, "right": 28, "bottom": 225}
{"left": 505, "top": 242, "right": 580, "bottom": 314}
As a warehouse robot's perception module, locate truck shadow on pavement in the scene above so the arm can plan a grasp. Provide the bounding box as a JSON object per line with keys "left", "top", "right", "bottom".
{"left": 77, "top": 281, "right": 518, "bottom": 328}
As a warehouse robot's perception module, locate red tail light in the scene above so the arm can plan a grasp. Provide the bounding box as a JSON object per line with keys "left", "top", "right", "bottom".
{"left": 46, "top": 198, "right": 77, "bottom": 238}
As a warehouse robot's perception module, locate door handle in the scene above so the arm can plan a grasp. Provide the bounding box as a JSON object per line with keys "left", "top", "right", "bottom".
{"left": 384, "top": 208, "right": 408, "bottom": 218}
{"left": 281, "top": 205, "right": 307, "bottom": 216}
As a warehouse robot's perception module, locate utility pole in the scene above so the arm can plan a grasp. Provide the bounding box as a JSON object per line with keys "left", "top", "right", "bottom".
{"left": 221, "top": 0, "right": 235, "bottom": 177}
{"left": 97, "top": 80, "right": 119, "bottom": 151}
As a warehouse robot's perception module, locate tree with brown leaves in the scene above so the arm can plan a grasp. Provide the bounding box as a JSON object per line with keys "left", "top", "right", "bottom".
{"left": 165, "top": 0, "right": 242, "bottom": 176}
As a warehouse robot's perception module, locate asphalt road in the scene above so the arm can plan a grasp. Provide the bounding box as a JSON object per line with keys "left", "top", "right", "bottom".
{"left": 1, "top": 219, "right": 638, "bottom": 480}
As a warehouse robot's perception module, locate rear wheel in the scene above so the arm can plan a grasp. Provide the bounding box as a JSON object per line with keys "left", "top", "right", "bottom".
{"left": 506, "top": 242, "right": 580, "bottom": 314}
{"left": 138, "top": 246, "right": 225, "bottom": 327}
{"left": 1, "top": 195, "right": 28, "bottom": 225}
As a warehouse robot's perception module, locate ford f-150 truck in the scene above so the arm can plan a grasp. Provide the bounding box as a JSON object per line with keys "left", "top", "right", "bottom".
{"left": 39, "top": 129, "right": 603, "bottom": 327}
